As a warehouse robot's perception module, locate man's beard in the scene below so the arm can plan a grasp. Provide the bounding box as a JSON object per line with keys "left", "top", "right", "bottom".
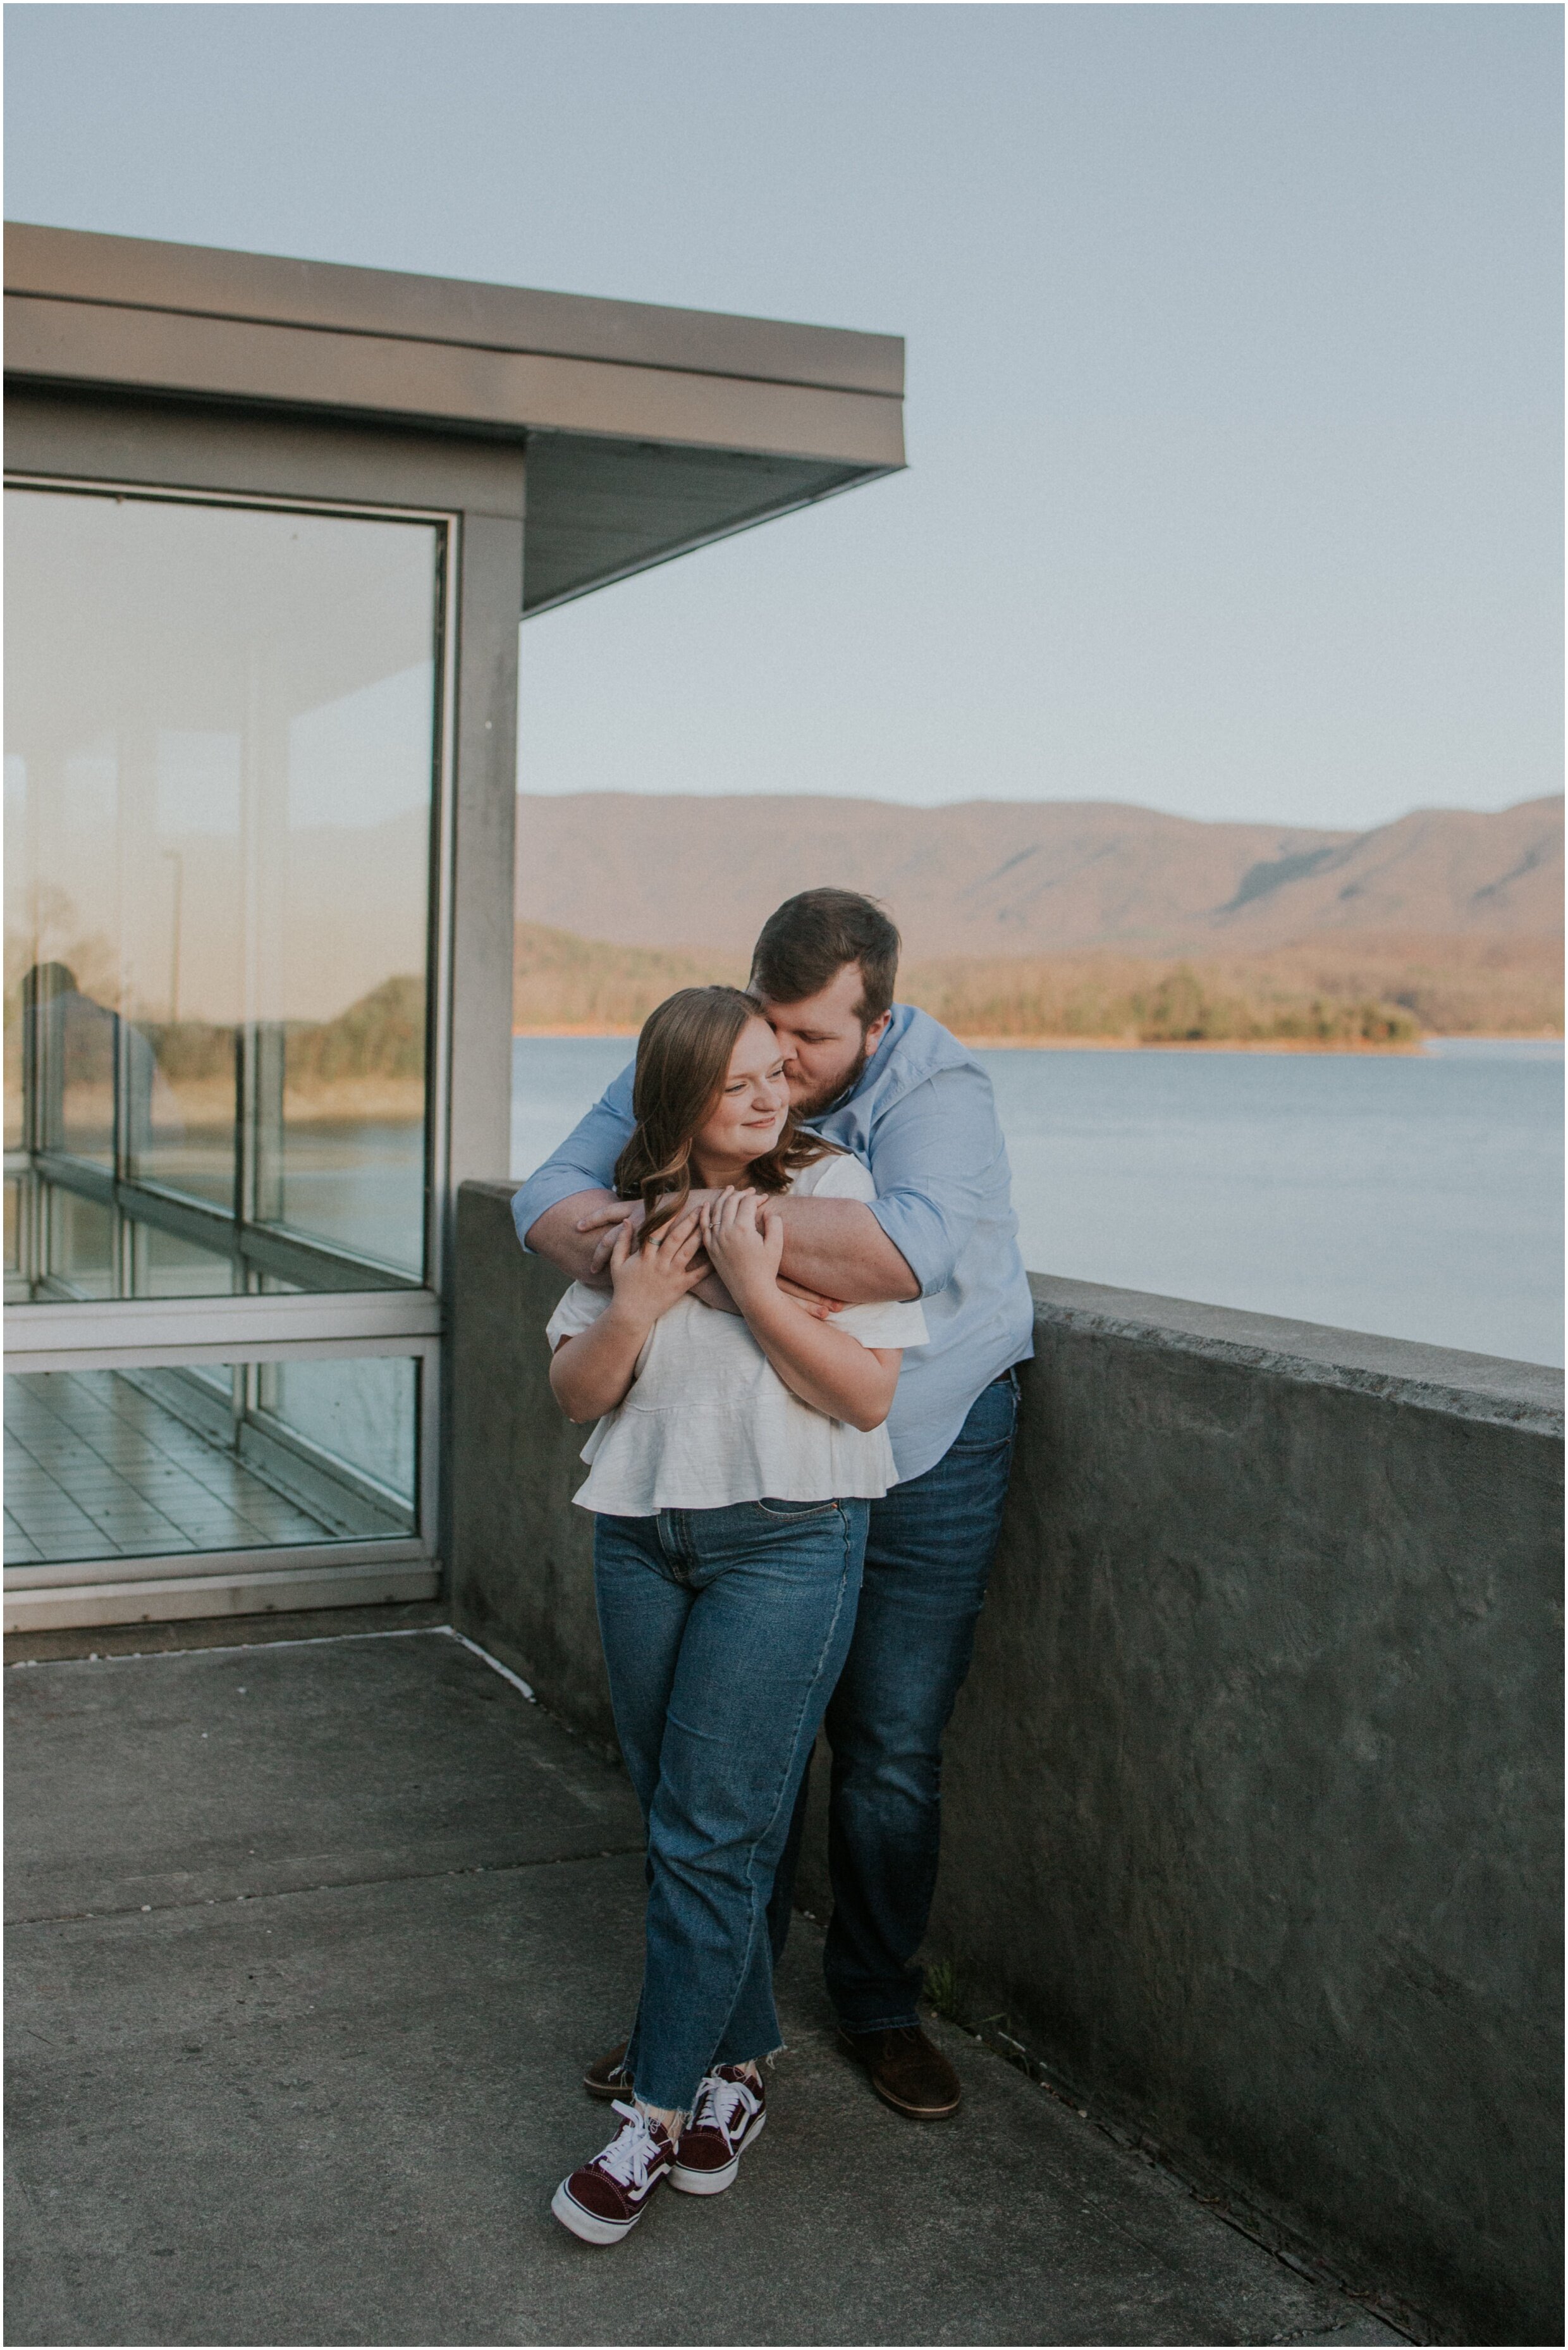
{"left": 790, "top": 1037, "right": 871, "bottom": 1123}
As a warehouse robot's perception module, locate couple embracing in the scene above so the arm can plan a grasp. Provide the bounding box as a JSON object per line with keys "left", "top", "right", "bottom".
{"left": 512, "top": 889, "right": 1034, "bottom": 2246}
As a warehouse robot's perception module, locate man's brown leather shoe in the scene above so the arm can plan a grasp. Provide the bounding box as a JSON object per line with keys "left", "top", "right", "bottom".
{"left": 836, "top": 2024, "right": 962, "bottom": 2119}
{"left": 583, "top": 2039, "right": 633, "bottom": 2100}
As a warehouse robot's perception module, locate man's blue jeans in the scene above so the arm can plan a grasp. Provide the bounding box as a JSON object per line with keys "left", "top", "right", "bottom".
{"left": 767, "top": 1371, "right": 1020, "bottom": 2032}
{"left": 594, "top": 1496, "right": 869, "bottom": 2115}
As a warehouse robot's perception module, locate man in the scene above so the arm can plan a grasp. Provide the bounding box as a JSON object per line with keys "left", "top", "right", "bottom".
{"left": 513, "top": 889, "right": 1034, "bottom": 2119}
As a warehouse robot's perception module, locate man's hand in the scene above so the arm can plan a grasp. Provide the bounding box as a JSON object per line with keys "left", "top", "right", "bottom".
{"left": 524, "top": 1191, "right": 637, "bottom": 1289}
{"left": 688, "top": 1268, "right": 838, "bottom": 1319}
{"left": 575, "top": 1194, "right": 646, "bottom": 1279}
{"left": 777, "top": 1276, "right": 846, "bottom": 1319}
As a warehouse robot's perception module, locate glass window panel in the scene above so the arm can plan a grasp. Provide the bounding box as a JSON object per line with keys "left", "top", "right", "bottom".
{"left": 46, "top": 1188, "right": 116, "bottom": 1300}
{"left": 57, "top": 978, "right": 118, "bottom": 1166}
{"left": 3, "top": 1356, "right": 420, "bottom": 1568}
{"left": 256, "top": 1356, "right": 417, "bottom": 1509}
{"left": 128, "top": 1016, "right": 237, "bottom": 1210}
{"left": 132, "top": 1220, "right": 236, "bottom": 1300}
{"left": 4, "top": 488, "right": 441, "bottom": 1300}
{"left": 3, "top": 755, "right": 24, "bottom": 1157}
{"left": 261, "top": 1097, "right": 427, "bottom": 1277}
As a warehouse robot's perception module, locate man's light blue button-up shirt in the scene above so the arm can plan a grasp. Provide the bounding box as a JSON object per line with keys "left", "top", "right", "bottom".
{"left": 511, "top": 1004, "right": 1036, "bottom": 1485}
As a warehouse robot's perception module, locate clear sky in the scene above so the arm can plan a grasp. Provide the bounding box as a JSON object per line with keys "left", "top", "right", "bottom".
{"left": 6, "top": 3, "right": 1561, "bottom": 829}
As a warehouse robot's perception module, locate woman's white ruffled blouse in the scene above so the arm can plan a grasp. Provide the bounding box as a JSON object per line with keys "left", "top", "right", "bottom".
{"left": 544, "top": 1152, "right": 928, "bottom": 1516}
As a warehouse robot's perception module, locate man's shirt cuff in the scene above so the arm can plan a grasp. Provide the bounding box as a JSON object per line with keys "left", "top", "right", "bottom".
{"left": 867, "top": 1190, "right": 959, "bottom": 1300}
{"left": 511, "top": 1166, "right": 605, "bottom": 1252}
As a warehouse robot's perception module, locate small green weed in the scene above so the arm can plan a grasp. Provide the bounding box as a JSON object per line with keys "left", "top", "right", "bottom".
{"left": 922, "top": 1957, "right": 966, "bottom": 2022}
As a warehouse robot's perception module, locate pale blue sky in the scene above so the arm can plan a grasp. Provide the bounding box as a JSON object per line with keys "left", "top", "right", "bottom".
{"left": 6, "top": 3, "right": 1562, "bottom": 828}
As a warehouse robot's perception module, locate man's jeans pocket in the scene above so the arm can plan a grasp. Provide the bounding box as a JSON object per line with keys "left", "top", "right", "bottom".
{"left": 946, "top": 1374, "right": 1020, "bottom": 1456}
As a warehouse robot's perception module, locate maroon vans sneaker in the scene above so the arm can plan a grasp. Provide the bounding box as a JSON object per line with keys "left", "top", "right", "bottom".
{"left": 670, "top": 2066, "right": 768, "bottom": 2196}
{"left": 551, "top": 2101, "right": 676, "bottom": 2245}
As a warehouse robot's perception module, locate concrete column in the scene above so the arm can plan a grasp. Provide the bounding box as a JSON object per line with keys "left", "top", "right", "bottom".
{"left": 438, "top": 474, "right": 525, "bottom": 1574}
{"left": 444, "top": 491, "right": 524, "bottom": 1224}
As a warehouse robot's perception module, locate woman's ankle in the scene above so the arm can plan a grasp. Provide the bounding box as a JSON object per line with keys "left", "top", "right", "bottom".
{"left": 634, "top": 2096, "right": 686, "bottom": 2138}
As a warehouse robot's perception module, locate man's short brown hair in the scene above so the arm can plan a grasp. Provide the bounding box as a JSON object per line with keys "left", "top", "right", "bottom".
{"left": 750, "top": 890, "right": 902, "bottom": 1028}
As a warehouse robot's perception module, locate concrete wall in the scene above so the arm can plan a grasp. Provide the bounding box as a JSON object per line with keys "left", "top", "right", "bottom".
{"left": 450, "top": 1186, "right": 608, "bottom": 1741}
{"left": 451, "top": 1179, "right": 1563, "bottom": 2344}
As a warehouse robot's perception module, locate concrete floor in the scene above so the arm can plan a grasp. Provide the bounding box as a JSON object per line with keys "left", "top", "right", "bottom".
{"left": 6, "top": 1628, "right": 1408, "bottom": 2347}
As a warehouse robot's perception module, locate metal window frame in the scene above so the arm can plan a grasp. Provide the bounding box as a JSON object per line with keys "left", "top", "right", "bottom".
{"left": 4, "top": 472, "right": 460, "bottom": 1620}
{"left": 4, "top": 468, "right": 460, "bottom": 1301}
{"left": 3, "top": 1330, "right": 442, "bottom": 1620}
{"left": 4, "top": 1329, "right": 440, "bottom": 1583}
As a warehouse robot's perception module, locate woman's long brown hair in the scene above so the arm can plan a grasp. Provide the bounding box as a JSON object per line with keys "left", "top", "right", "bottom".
{"left": 613, "top": 987, "right": 833, "bottom": 1241}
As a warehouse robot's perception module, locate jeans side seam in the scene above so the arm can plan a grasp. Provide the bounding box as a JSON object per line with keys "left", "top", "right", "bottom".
{"left": 752, "top": 1507, "right": 860, "bottom": 1859}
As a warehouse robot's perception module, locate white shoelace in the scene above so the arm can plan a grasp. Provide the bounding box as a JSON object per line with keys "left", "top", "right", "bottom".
{"left": 597, "top": 2100, "right": 665, "bottom": 2189}
{"left": 693, "top": 2072, "right": 757, "bottom": 2143}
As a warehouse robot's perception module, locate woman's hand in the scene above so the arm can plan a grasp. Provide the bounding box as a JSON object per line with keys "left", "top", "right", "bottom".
{"left": 550, "top": 1204, "right": 706, "bottom": 1424}
{"left": 579, "top": 1190, "right": 715, "bottom": 1280}
{"left": 701, "top": 1188, "right": 784, "bottom": 1311}
{"left": 703, "top": 1195, "right": 902, "bottom": 1428}
{"left": 605, "top": 1205, "right": 707, "bottom": 1330}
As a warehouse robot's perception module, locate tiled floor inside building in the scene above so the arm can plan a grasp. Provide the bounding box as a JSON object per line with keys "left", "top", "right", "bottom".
{"left": 3, "top": 1371, "right": 334, "bottom": 1566}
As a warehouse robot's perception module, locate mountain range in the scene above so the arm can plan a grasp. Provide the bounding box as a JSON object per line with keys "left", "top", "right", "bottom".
{"left": 513, "top": 793, "right": 1563, "bottom": 959}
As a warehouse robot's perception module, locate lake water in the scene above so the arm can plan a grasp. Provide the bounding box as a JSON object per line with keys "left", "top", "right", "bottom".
{"left": 511, "top": 1035, "right": 1564, "bottom": 1368}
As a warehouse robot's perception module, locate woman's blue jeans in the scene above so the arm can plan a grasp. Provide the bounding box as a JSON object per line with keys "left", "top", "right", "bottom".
{"left": 594, "top": 1495, "right": 869, "bottom": 2116}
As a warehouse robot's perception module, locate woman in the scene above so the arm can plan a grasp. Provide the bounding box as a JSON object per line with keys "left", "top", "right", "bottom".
{"left": 546, "top": 985, "right": 926, "bottom": 2246}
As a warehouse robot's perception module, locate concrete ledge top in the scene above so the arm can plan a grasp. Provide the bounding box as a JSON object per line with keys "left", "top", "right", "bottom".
{"left": 457, "top": 1185, "right": 1562, "bottom": 1437}
{"left": 1031, "top": 1272, "right": 1564, "bottom": 1435}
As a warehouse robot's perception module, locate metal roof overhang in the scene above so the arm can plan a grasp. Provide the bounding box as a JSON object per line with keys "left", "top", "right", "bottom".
{"left": 3, "top": 225, "right": 905, "bottom": 612}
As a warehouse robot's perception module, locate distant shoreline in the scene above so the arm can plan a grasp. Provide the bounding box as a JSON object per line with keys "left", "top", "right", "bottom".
{"left": 512, "top": 917, "right": 1562, "bottom": 1049}
{"left": 513, "top": 1026, "right": 1562, "bottom": 1055}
